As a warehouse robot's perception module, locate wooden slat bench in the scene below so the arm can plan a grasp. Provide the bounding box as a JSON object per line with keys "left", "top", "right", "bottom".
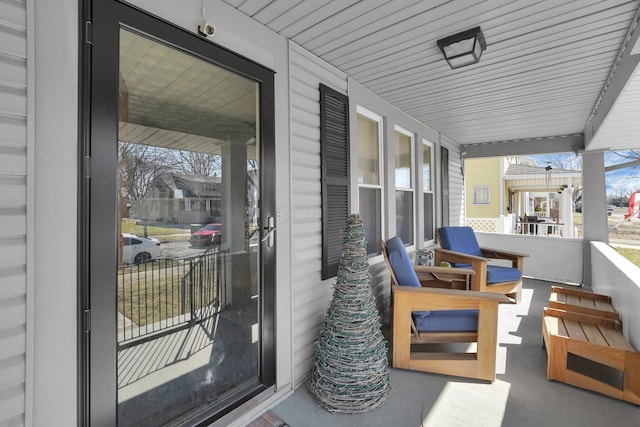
{"left": 548, "top": 286, "right": 620, "bottom": 321}
{"left": 542, "top": 307, "right": 640, "bottom": 404}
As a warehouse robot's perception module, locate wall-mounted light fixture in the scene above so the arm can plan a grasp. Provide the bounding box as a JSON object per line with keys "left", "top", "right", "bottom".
{"left": 437, "top": 26, "right": 487, "bottom": 69}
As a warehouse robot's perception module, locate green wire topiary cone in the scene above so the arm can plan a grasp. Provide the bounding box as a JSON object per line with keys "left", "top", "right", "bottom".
{"left": 308, "top": 214, "right": 391, "bottom": 413}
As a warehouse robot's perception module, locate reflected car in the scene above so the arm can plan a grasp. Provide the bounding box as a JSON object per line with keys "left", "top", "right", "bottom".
{"left": 190, "top": 223, "right": 222, "bottom": 247}
{"left": 122, "top": 233, "right": 162, "bottom": 264}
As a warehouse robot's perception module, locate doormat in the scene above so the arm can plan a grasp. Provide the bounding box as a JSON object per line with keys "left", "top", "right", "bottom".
{"left": 246, "top": 410, "right": 289, "bottom": 427}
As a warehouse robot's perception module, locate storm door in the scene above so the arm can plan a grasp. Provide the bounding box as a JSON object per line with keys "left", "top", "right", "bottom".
{"left": 82, "top": 2, "right": 275, "bottom": 425}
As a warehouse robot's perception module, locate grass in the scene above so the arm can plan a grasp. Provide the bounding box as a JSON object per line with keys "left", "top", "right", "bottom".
{"left": 615, "top": 247, "right": 640, "bottom": 268}
{"left": 117, "top": 258, "right": 218, "bottom": 327}
{"left": 121, "top": 219, "right": 190, "bottom": 242}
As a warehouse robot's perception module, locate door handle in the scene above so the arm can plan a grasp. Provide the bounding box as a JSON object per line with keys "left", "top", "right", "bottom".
{"left": 261, "top": 216, "right": 276, "bottom": 247}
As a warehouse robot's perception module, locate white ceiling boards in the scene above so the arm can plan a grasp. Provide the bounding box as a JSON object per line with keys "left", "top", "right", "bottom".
{"left": 225, "top": 0, "right": 640, "bottom": 153}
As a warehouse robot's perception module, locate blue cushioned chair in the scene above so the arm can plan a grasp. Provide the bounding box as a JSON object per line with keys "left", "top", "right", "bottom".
{"left": 435, "top": 226, "right": 527, "bottom": 302}
{"left": 382, "top": 237, "right": 508, "bottom": 382}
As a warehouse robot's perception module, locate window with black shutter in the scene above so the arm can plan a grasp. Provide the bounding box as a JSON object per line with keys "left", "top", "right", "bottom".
{"left": 320, "top": 84, "right": 350, "bottom": 279}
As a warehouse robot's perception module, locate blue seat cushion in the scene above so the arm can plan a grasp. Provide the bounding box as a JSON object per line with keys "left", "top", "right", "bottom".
{"left": 412, "top": 309, "right": 478, "bottom": 332}
{"left": 385, "top": 236, "right": 421, "bottom": 287}
{"left": 454, "top": 263, "right": 522, "bottom": 284}
{"left": 438, "top": 226, "right": 482, "bottom": 257}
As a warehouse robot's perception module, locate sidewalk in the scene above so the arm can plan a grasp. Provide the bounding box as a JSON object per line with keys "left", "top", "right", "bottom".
{"left": 609, "top": 238, "right": 640, "bottom": 250}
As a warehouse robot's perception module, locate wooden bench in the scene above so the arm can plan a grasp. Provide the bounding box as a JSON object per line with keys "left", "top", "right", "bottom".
{"left": 548, "top": 286, "right": 620, "bottom": 322}
{"left": 542, "top": 307, "right": 640, "bottom": 404}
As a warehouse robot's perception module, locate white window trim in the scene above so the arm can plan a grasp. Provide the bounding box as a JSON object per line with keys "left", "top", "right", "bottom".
{"left": 394, "top": 125, "right": 414, "bottom": 190}
{"left": 394, "top": 125, "right": 415, "bottom": 248}
{"left": 422, "top": 138, "right": 435, "bottom": 245}
{"left": 356, "top": 105, "right": 385, "bottom": 256}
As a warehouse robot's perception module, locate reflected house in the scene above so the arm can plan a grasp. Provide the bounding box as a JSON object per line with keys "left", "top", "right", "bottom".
{"left": 465, "top": 156, "right": 581, "bottom": 236}
{"left": 134, "top": 173, "right": 222, "bottom": 225}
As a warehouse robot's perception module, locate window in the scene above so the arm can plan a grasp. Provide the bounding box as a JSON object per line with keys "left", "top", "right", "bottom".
{"left": 394, "top": 126, "right": 414, "bottom": 246}
{"left": 422, "top": 139, "right": 435, "bottom": 242}
{"left": 473, "top": 186, "right": 491, "bottom": 204}
{"left": 357, "top": 106, "right": 383, "bottom": 256}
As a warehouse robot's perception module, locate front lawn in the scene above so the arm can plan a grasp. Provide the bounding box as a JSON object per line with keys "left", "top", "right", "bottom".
{"left": 615, "top": 247, "right": 640, "bottom": 268}
{"left": 121, "top": 219, "right": 189, "bottom": 242}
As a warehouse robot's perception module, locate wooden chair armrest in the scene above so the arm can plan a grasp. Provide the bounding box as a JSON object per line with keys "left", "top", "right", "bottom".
{"left": 413, "top": 265, "right": 475, "bottom": 276}
{"left": 480, "top": 247, "right": 529, "bottom": 260}
{"left": 393, "top": 285, "right": 509, "bottom": 308}
{"left": 434, "top": 248, "right": 487, "bottom": 264}
{"left": 543, "top": 307, "right": 621, "bottom": 331}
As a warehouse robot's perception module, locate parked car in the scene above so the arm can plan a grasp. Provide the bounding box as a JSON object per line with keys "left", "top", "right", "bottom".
{"left": 607, "top": 204, "right": 616, "bottom": 216}
{"left": 122, "top": 233, "right": 162, "bottom": 264}
{"left": 190, "top": 223, "right": 222, "bottom": 247}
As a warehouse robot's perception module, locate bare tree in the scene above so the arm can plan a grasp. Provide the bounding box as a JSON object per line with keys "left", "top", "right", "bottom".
{"left": 533, "top": 153, "right": 582, "bottom": 171}
{"left": 609, "top": 149, "right": 640, "bottom": 162}
{"left": 173, "top": 150, "right": 222, "bottom": 177}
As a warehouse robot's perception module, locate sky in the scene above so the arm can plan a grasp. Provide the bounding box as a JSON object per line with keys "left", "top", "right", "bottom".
{"left": 527, "top": 151, "right": 639, "bottom": 200}
{"left": 603, "top": 151, "right": 639, "bottom": 198}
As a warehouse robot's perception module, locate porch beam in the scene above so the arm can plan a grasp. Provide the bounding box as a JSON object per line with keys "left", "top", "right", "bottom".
{"left": 460, "top": 134, "right": 584, "bottom": 159}
{"left": 584, "top": 8, "right": 640, "bottom": 147}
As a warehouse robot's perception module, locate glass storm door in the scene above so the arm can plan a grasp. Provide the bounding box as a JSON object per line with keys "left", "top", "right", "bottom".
{"left": 85, "top": 3, "right": 275, "bottom": 425}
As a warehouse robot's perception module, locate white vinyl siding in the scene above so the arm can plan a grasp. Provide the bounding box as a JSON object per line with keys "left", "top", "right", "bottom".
{"left": 289, "top": 42, "right": 347, "bottom": 387}
{"left": 0, "top": 0, "right": 27, "bottom": 425}
{"left": 441, "top": 135, "right": 465, "bottom": 226}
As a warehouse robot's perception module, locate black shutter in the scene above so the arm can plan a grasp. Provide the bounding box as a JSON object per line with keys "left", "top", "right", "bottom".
{"left": 320, "top": 84, "right": 350, "bottom": 280}
{"left": 441, "top": 146, "right": 450, "bottom": 227}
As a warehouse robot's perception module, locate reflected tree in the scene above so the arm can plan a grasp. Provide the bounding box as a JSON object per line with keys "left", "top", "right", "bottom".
{"left": 173, "top": 150, "right": 222, "bottom": 177}
{"left": 118, "top": 142, "right": 170, "bottom": 202}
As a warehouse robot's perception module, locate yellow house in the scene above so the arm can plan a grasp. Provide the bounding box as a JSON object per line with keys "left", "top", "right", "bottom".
{"left": 465, "top": 157, "right": 504, "bottom": 219}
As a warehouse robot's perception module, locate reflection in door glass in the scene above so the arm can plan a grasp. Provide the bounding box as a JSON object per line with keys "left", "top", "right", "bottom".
{"left": 116, "top": 29, "right": 261, "bottom": 425}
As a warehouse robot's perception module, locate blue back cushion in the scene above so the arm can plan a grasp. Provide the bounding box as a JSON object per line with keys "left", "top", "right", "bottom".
{"left": 385, "top": 236, "right": 421, "bottom": 287}
{"left": 438, "top": 226, "right": 482, "bottom": 257}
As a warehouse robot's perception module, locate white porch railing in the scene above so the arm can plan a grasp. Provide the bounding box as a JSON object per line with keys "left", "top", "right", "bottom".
{"left": 466, "top": 215, "right": 515, "bottom": 234}
{"left": 475, "top": 232, "right": 583, "bottom": 284}
{"left": 590, "top": 241, "right": 640, "bottom": 349}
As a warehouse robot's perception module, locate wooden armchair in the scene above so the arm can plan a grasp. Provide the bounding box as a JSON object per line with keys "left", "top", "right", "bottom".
{"left": 434, "top": 226, "right": 527, "bottom": 302}
{"left": 383, "top": 237, "right": 508, "bottom": 382}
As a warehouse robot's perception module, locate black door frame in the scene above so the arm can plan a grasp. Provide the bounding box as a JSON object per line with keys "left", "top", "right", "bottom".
{"left": 79, "top": 1, "right": 276, "bottom": 424}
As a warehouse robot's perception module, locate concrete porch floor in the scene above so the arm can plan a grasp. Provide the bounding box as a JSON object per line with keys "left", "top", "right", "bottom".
{"left": 270, "top": 279, "right": 640, "bottom": 426}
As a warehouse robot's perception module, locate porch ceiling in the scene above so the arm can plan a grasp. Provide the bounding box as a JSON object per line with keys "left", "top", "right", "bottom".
{"left": 224, "top": 0, "right": 640, "bottom": 153}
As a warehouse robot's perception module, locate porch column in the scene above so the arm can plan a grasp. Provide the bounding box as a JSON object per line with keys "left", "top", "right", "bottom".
{"left": 222, "top": 141, "right": 251, "bottom": 305}
{"left": 581, "top": 150, "right": 608, "bottom": 285}
{"left": 222, "top": 141, "right": 248, "bottom": 252}
{"left": 562, "top": 181, "right": 574, "bottom": 238}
